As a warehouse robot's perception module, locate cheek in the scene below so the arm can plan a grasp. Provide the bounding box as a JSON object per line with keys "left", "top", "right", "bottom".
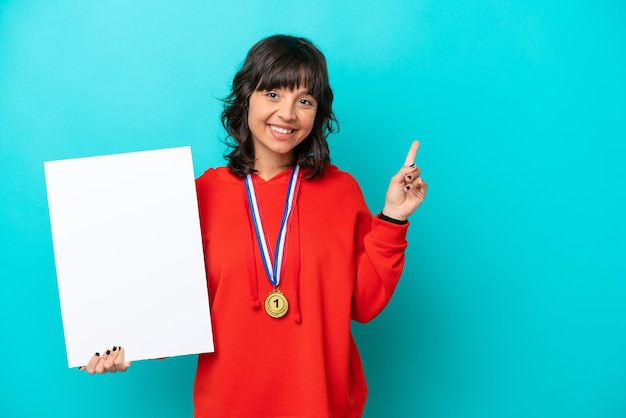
{"left": 247, "top": 103, "right": 264, "bottom": 129}
{"left": 303, "top": 111, "right": 317, "bottom": 133}
{"left": 247, "top": 97, "right": 263, "bottom": 121}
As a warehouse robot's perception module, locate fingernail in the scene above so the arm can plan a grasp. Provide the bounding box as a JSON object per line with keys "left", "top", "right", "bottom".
{"left": 95, "top": 352, "right": 100, "bottom": 357}
{"left": 112, "top": 346, "right": 117, "bottom": 352}
{"left": 106, "top": 350, "right": 111, "bottom": 355}
{"left": 405, "top": 186, "right": 411, "bottom": 191}
{"left": 410, "top": 163, "right": 416, "bottom": 168}
{"left": 407, "top": 175, "right": 412, "bottom": 180}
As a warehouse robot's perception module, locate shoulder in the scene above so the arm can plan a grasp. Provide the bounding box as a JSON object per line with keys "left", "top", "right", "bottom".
{"left": 299, "top": 165, "right": 371, "bottom": 220}
{"left": 196, "top": 166, "right": 241, "bottom": 186}
{"left": 303, "top": 164, "right": 364, "bottom": 200}
{"left": 195, "top": 167, "right": 243, "bottom": 203}
{"left": 311, "top": 164, "right": 360, "bottom": 189}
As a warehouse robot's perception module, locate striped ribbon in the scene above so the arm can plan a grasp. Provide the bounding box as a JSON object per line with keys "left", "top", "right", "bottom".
{"left": 244, "top": 165, "right": 300, "bottom": 287}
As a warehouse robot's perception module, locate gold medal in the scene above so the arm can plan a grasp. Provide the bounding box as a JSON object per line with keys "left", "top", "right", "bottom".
{"left": 264, "top": 289, "right": 289, "bottom": 319}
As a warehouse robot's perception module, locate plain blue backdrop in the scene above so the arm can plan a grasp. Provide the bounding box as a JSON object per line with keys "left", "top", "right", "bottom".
{"left": 1, "top": 1, "right": 625, "bottom": 417}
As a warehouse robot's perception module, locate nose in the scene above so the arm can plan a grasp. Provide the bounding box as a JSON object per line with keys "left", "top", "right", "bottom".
{"left": 277, "top": 100, "right": 296, "bottom": 121}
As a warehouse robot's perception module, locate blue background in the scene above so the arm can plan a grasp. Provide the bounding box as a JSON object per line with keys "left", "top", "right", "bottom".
{"left": 1, "top": 1, "right": 625, "bottom": 417}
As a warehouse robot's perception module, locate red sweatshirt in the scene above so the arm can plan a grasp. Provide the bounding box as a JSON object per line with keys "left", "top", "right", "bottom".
{"left": 193, "top": 165, "right": 408, "bottom": 418}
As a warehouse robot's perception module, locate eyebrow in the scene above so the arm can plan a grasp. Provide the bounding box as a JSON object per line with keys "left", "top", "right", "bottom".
{"left": 261, "top": 87, "right": 314, "bottom": 96}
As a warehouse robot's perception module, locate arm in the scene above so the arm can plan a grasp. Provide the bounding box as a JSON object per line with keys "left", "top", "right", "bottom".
{"left": 351, "top": 141, "right": 428, "bottom": 322}
{"left": 351, "top": 214, "right": 409, "bottom": 323}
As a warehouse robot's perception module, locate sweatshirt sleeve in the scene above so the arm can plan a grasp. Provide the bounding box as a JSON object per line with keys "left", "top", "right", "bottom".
{"left": 351, "top": 210, "right": 409, "bottom": 323}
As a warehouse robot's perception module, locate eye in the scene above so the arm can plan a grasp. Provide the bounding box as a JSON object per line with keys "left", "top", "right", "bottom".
{"left": 265, "top": 92, "right": 279, "bottom": 99}
{"left": 299, "top": 98, "right": 316, "bottom": 107}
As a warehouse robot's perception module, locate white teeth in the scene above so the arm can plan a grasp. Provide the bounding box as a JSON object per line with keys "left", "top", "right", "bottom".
{"left": 270, "top": 125, "right": 293, "bottom": 134}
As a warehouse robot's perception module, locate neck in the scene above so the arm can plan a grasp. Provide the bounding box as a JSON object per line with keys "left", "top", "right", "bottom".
{"left": 254, "top": 155, "right": 295, "bottom": 181}
{"left": 254, "top": 164, "right": 291, "bottom": 181}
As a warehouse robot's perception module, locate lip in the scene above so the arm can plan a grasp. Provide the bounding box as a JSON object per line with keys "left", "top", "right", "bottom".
{"left": 268, "top": 124, "right": 297, "bottom": 140}
{"left": 269, "top": 123, "right": 296, "bottom": 132}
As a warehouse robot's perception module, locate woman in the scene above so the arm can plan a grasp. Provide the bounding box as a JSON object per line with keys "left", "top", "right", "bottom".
{"left": 81, "top": 34, "right": 428, "bottom": 418}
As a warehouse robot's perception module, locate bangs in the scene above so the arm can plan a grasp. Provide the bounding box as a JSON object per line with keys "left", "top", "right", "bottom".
{"left": 254, "top": 46, "right": 327, "bottom": 100}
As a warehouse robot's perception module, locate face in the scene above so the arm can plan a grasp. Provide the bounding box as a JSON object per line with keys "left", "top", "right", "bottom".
{"left": 247, "top": 86, "right": 317, "bottom": 169}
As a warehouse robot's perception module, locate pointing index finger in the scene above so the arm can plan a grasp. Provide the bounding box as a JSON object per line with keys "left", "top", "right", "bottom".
{"left": 404, "top": 141, "right": 420, "bottom": 167}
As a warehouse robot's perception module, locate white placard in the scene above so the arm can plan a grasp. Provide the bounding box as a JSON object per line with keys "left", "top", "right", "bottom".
{"left": 44, "top": 146, "right": 213, "bottom": 368}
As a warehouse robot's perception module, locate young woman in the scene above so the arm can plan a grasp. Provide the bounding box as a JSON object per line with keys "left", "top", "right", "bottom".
{"left": 81, "top": 34, "right": 428, "bottom": 418}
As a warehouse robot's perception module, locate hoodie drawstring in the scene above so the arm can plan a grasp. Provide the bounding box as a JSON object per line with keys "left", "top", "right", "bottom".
{"left": 244, "top": 195, "right": 261, "bottom": 309}
{"left": 290, "top": 203, "right": 302, "bottom": 323}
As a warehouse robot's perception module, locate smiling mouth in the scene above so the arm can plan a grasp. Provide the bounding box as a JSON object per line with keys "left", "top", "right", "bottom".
{"left": 269, "top": 125, "right": 294, "bottom": 134}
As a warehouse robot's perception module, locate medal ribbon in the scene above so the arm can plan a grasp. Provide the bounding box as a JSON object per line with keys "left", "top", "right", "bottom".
{"left": 244, "top": 166, "right": 300, "bottom": 287}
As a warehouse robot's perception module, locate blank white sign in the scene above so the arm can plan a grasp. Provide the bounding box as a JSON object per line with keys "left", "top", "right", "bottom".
{"left": 44, "top": 146, "right": 213, "bottom": 368}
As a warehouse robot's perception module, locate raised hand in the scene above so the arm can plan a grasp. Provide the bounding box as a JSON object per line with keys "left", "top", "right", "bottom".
{"left": 382, "top": 141, "right": 428, "bottom": 221}
{"left": 78, "top": 346, "right": 131, "bottom": 374}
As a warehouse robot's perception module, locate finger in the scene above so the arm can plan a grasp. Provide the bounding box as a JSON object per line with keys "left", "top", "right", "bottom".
{"left": 411, "top": 178, "right": 428, "bottom": 197}
{"left": 420, "top": 178, "right": 429, "bottom": 194}
{"left": 103, "top": 346, "right": 119, "bottom": 373}
{"left": 391, "top": 163, "right": 420, "bottom": 187}
{"left": 403, "top": 141, "right": 420, "bottom": 167}
{"left": 405, "top": 176, "right": 428, "bottom": 192}
{"left": 405, "top": 166, "right": 421, "bottom": 182}
{"left": 405, "top": 172, "right": 424, "bottom": 187}
{"left": 85, "top": 352, "right": 101, "bottom": 375}
{"left": 95, "top": 350, "right": 110, "bottom": 374}
{"left": 113, "top": 346, "right": 132, "bottom": 372}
